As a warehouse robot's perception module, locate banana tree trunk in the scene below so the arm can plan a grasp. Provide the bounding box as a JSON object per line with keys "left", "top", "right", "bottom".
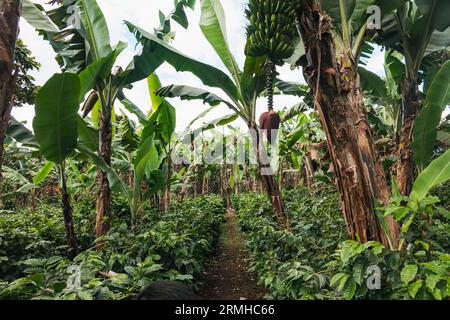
{"left": 250, "top": 123, "right": 290, "bottom": 230}
{"left": 305, "top": 153, "right": 314, "bottom": 191}
{"left": 95, "top": 103, "right": 112, "bottom": 240}
{"left": 201, "top": 170, "right": 208, "bottom": 195}
{"left": 179, "top": 165, "right": 193, "bottom": 202}
{"left": 222, "top": 164, "right": 231, "bottom": 210}
{"left": 59, "top": 164, "right": 78, "bottom": 257}
{"left": 296, "top": 2, "right": 399, "bottom": 248}
{"left": 0, "top": 0, "right": 21, "bottom": 176}
{"left": 396, "top": 78, "right": 420, "bottom": 196}
{"left": 161, "top": 149, "right": 172, "bottom": 212}
{"left": 278, "top": 159, "right": 283, "bottom": 193}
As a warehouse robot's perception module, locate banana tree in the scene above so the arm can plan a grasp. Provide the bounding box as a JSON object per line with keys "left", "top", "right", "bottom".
{"left": 124, "top": 0, "right": 301, "bottom": 228}
{"left": 33, "top": 72, "right": 80, "bottom": 256}
{"left": 371, "top": 0, "right": 450, "bottom": 196}
{"left": 361, "top": 54, "right": 450, "bottom": 174}
{"left": 383, "top": 148, "right": 450, "bottom": 251}
{"left": 22, "top": 0, "right": 194, "bottom": 237}
{"left": 0, "top": 0, "right": 22, "bottom": 177}
{"left": 294, "top": 0, "right": 405, "bottom": 248}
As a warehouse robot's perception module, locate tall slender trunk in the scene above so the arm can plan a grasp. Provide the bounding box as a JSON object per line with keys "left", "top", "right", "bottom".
{"left": 295, "top": 2, "right": 399, "bottom": 248}
{"left": 59, "top": 164, "right": 78, "bottom": 257}
{"left": 201, "top": 170, "right": 208, "bottom": 195}
{"left": 233, "top": 165, "right": 239, "bottom": 195}
{"left": 161, "top": 145, "right": 171, "bottom": 212}
{"left": 251, "top": 123, "right": 290, "bottom": 229}
{"left": 0, "top": 0, "right": 21, "bottom": 176}
{"left": 305, "top": 154, "right": 315, "bottom": 191}
{"left": 396, "top": 77, "right": 420, "bottom": 196}
{"left": 278, "top": 159, "right": 283, "bottom": 193}
{"left": 193, "top": 164, "right": 198, "bottom": 198}
{"left": 222, "top": 164, "right": 231, "bottom": 210}
{"left": 179, "top": 165, "right": 193, "bottom": 202}
{"left": 95, "top": 100, "right": 112, "bottom": 240}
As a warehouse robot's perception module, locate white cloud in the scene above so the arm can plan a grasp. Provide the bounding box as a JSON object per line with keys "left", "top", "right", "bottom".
{"left": 12, "top": 0, "right": 385, "bottom": 133}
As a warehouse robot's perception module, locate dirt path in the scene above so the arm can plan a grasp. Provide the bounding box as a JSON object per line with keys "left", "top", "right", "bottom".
{"left": 198, "top": 211, "right": 267, "bottom": 300}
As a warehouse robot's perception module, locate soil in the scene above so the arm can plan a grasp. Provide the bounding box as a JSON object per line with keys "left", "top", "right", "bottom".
{"left": 198, "top": 210, "right": 267, "bottom": 300}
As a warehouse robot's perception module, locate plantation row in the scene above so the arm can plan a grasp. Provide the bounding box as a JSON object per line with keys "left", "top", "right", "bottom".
{"left": 235, "top": 184, "right": 450, "bottom": 300}
{"left": 0, "top": 0, "right": 449, "bottom": 302}
{"left": 0, "top": 196, "right": 224, "bottom": 299}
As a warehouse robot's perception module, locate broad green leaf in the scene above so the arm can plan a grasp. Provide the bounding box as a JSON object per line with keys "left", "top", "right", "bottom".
{"left": 410, "top": 149, "right": 450, "bottom": 203}
{"left": 22, "top": 0, "right": 58, "bottom": 32}
{"left": 6, "top": 117, "right": 38, "bottom": 148}
{"left": 78, "top": 42, "right": 126, "bottom": 100}
{"left": 352, "top": 260, "right": 367, "bottom": 285}
{"left": 409, "top": 279, "right": 423, "bottom": 298}
{"left": 426, "top": 274, "right": 441, "bottom": 292}
{"left": 413, "top": 61, "right": 450, "bottom": 170}
{"left": 199, "top": 0, "right": 241, "bottom": 82}
{"left": 147, "top": 73, "right": 164, "bottom": 111}
{"left": 416, "top": 0, "right": 450, "bottom": 32}
{"left": 90, "top": 98, "right": 101, "bottom": 129}
{"left": 412, "top": 105, "right": 444, "bottom": 171}
{"left": 33, "top": 73, "right": 80, "bottom": 163}
{"left": 240, "top": 52, "right": 265, "bottom": 106}
{"left": 274, "top": 80, "right": 309, "bottom": 97}
{"left": 281, "top": 102, "right": 309, "bottom": 122}
{"left": 358, "top": 67, "right": 387, "bottom": 98}
{"left": 330, "top": 273, "right": 347, "bottom": 287}
{"left": 424, "top": 60, "right": 450, "bottom": 110}
{"left": 77, "top": 116, "right": 98, "bottom": 152}
{"left": 188, "top": 105, "right": 218, "bottom": 126}
{"left": 118, "top": 93, "right": 148, "bottom": 126}
{"left": 157, "top": 102, "right": 177, "bottom": 142}
{"left": 190, "top": 113, "right": 238, "bottom": 137}
{"left": 349, "top": 0, "right": 375, "bottom": 32}
{"left": 343, "top": 278, "right": 357, "bottom": 300}
{"left": 156, "top": 84, "right": 235, "bottom": 109}
{"left": 1, "top": 167, "right": 35, "bottom": 197}
{"left": 374, "top": 0, "right": 408, "bottom": 14}
{"left": 32, "top": 161, "right": 55, "bottom": 185}
{"left": 228, "top": 174, "right": 234, "bottom": 188}
{"left": 133, "top": 136, "right": 159, "bottom": 197}
{"left": 77, "top": 0, "right": 112, "bottom": 61}
{"left": 68, "top": 159, "right": 84, "bottom": 183}
{"left": 401, "top": 264, "right": 418, "bottom": 284}
{"left": 76, "top": 144, "right": 130, "bottom": 200}
{"left": 123, "top": 22, "right": 239, "bottom": 103}
{"left": 437, "top": 130, "right": 450, "bottom": 145}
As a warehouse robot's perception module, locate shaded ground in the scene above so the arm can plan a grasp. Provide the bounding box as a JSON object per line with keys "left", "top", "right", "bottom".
{"left": 198, "top": 211, "right": 267, "bottom": 300}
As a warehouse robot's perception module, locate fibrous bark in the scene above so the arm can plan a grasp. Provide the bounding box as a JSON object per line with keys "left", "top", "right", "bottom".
{"left": 295, "top": 1, "right": 399, "bottom": 247}
{"left": 251, "top": 122, "right": 290, "bottom": 230}
{"left": 0, "top": 0, "right": 21, "bottom": 176}
{"left": 59, "top": 164, "right": 78, "bottom": 257}
{"left": 95, "top": 106, "right": 112, "bottom": 240}
{"left": 396, "top": 78, "right": 420, "bottom": 196}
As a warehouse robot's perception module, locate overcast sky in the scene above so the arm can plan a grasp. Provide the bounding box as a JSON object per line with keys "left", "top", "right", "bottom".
{"left": 13, "top": 0, "right": 386, "bottom": 132}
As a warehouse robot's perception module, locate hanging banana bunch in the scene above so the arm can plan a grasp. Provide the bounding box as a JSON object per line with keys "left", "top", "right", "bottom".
{"left": 245, "top": 0, "right": 297, "bottom": 143}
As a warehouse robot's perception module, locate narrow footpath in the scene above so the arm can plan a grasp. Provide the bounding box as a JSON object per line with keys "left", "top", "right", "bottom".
{"left": 199, "top": 211, "right": 267, "bottom": 300}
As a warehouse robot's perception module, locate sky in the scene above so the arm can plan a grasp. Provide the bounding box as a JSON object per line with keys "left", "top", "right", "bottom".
{"left": 13, "top": 0, "right": 386, "bottom": 132}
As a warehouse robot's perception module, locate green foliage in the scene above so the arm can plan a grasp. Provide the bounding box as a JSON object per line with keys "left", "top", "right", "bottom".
{"left": 235, "top": 186, "right": 346, "bottom": 299}
{"left": 0, "top": 196, "right": 224, "bottom": 299}
{"left": 329, "top": 185, "right": 450, "bottom": 300}
{"left": 33, "top": 73, "right": 80, "bottom": 164}
{"left": 412, "top": 61, "right": 450, "bottom": 170}
{"left": 13, "top": 39, "right": 40, "bottom": 108}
